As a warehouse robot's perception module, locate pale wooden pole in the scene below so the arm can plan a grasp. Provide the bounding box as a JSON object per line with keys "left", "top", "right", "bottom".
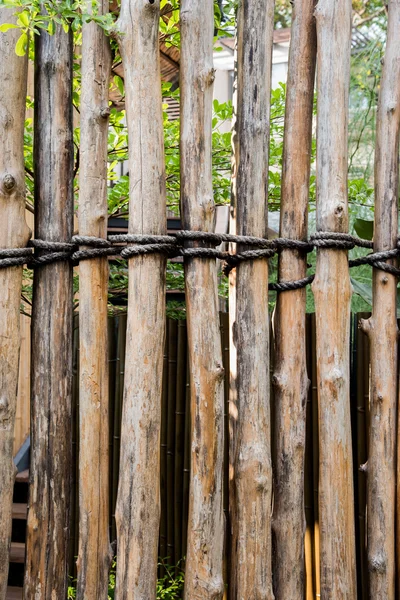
{"left": 360, "top": 2, "right": 400, "bottom": 597}
{"left": 180, "top": 1, "right": 225, "bottom": 598}
{"left": 114, "top": 0, "right": 166, "bottom": 597}
{"left": 311, "top": 0, "right": 357, "bottom": 597}
{"left": 0, "top": 9, "right": 30, "bottom": 598}
{"left": 271, "top": 1, "right": 317, "bottom": 598}
{"left": 24, "top": 22, "right": 74, "bottom": 599}
{"left": 230, "top": 0, "right": 275, "bottom": 598}
{"left": 76, "top": 2, "right": 112, "bottom": 598}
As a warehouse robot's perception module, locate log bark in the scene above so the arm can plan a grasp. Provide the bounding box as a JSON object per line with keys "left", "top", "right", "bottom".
{"left": 230, "top": 1, "right": 275, "bottom": 598}
{"left": 271, "top": 2, "right": 316, "bottom": 599}
{"left": 76, "top": 3, "right": 112, "bottom": 598}
{"left": 311, "top": 0, "right": 357, "bottom": 597}
{"left": 0, "top": 10, "right": 30, "bottom": 599}
{"left": 114, "top": 1, "right": 166, "bottom": 597}
{"left": 24, "top": 22, "right": 74, "bottom": 600}
{"left": 360, "top": 3, "right": 400, "bottom": 597}
{"left": 180, "top": 1, "right": 225, "bottom": 598}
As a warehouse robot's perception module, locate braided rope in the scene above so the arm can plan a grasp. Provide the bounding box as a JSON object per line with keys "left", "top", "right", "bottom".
{"left": 0, "top": 231, "right": 399, "bottom": 292}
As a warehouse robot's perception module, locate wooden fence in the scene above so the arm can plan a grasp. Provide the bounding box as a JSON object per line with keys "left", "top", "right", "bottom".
{"left": 0, "top": 0, "right": 399, "bottom": 599}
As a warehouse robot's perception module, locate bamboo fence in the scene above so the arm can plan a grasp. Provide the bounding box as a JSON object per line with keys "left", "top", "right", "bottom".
{"left": 0, "top": 0, "right": 399, "bottom": 599}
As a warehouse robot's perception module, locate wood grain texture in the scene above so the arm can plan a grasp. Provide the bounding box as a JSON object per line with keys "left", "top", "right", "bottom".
{"left": 360, "top": 3, "right": 400, "bottom": 597}
{"left": 0, "top": 9, "right": 29, "bottom": 599}
{"left": 114, "top": 1, "right": 167, "bottom": 598}
{"left": 271, "top": 2, "right": 317, "bottom": 598}
{"left": 230, "top": 1, "right": 275, "bottom": 598}
{"left": 180, "top": 1, "right": 225, "bottom": 598}
{"left": 311, "top": 1, "right": 357, "bottom": 597}
{"left": 24, "top": 23, "right": 74, "bottom": 600}
{"left": 76, "top": 3, "right": 112, "bottom": 598}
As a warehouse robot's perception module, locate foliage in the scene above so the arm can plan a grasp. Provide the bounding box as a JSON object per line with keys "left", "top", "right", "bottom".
{"left": 67, "top": 559, "right": 184, "bottom": 599}
{"left": 1, "top": 0, "right": 394, "bottom": 316}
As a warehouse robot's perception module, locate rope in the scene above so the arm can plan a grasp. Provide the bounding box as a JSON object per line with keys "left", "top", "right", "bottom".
{"left": 0, "top": 231, "right": 399, "bottom": 293}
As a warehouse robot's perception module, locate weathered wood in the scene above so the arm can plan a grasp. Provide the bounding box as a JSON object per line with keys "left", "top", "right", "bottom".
{"left": 114, "top": 0, "right": 166, "bottom": 597}
{"left": 24, "top": 22, "right": 74, "bottom": 599}
{"left": 271, "top": 2, "right": 316, "bottom": 598}
{"left": 360, "top": 3, "right": 400, "bottom": 597}
{"left": 0, "top": 10, "right": 29, "bottom": 598}
{"left": 230, "top": 0, "right": 275, "bottom": 598}
{"left": 180, "top": 1, "right": 225, "bottom": 598}
{"left": 76, "top": 2, "right": 112, "bottom": 598}
{"left": 311, "top": 0, "right": 357, "bottom": 596}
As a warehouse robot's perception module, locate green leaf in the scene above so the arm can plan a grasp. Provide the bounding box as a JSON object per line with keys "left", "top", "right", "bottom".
{"left": 0, "top": 23, "right": 18, "bottom": 32}
{"left": 48, "top": 19, "right": 55, "bottom": 35}
{"left": 18, "top": 10, "right": 30, "bottom": 28}
{"left": 15, "top": 32, "right": 28, "bottom": 56}
{"left": 354, "top": 218, "right": 374, "bottom": 241}
{"left": 351, "top": 278, "right": 372, "bottom": 306}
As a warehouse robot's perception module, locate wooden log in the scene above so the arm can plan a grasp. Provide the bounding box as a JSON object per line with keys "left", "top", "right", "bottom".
{"left": 114, "top": 0, "right": 166, "bottom": 596}
{"left": 76, "top": 3, "right": 112, "bottom": 598}
{"left": 230, "top": 0, "right": 274, "bottom": 597}
{"left": 311, "top": 0, "right": 357, "bottom": 596}
{"left": 180, "top": 1, "right": 225, "bottom": 598}
{"left": 24, "top": 21, "right": 74, "bottom": 600}
{"left": 0, "top": 9, "right": 29, "bottom": 598}
{"left": 271, "top": 1, "right": 316, "bottom": 598}
{"left": 360, "top": 4, "right": 400, "bottom": 596}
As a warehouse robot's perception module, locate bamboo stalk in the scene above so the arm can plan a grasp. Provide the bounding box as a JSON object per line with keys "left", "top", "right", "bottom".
{"left": 311, "top": 0, "right": 357, "bottom": 596}
{"left": 160, "top": 326, "right": 169, "bottom": 571}
{"left": 304, "top": 314, "right": 315, "bottom": 600}
{"left": 0, "top": 10, "right": 29, "bottom": 597}
{"left": 167, "top": 320, "right": 178, "bottom": 566}
{"left": 174, "top": 319, "right": 187, "bottom": 564}
{"left": 114, "top": 0, "right": 166, "bottom": 595}
{"left": 181, "top": 354, "right": 191, "bottom": 563}
{"left": 69, "top": 318, "right": 79, "bottom": 579}
{"left": 310, "top": 314, "right": 320, "bottom": 598}
{"left": 356, "top": 313, "right": 369, "bottom": 600}
{"left": 271, "top": 2, "right": 316, "bottom": 597}
{"left": 108, "top": 317, "right": 117, "bottom": 538}
{"left": 25, "top": 21, "right": 74, "bottom": 599}
{"left": 111, "top": 314, "right": 126, "bottom": 545}
{"left": 180, "top": 1, "right": 225, "bottom": 597}
{"left": 76, "top": 4, "right": 112, "bottom": 597}
{"left": 230, "top": 1, "right": 274, "bottom": 597}
{"left": 360, "top": 4, "right": 400, "bottom": 595}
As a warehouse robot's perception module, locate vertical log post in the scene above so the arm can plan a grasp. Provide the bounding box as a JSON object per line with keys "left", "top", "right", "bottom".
{"left": 0, "top": 10, "right": 30, "bottom": 598}
{"left": 271, "top": 1, "right": 316, "bottom": 598}
{"left": 76, "top": 2, "right": 112, "bottom": 598}
{"left": 311, "top": 0, "right": 357, "bottom": 596}
{"left": 361, "top": 2, "right": 400, "bottom": 597}
{"left": 114, "top": 0, "right": 167, "bottom": 597}
{"left": 180, "top": 1, "right": 225, "bottom": 598}
{"left": 24, "top": 20, "right": 74, "bottom": 600}
{"left": 230, "top": 1, "right": 275, "bottom": 598}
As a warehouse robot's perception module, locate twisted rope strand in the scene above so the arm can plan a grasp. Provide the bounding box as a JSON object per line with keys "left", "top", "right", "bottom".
{"left": 0, "top": 231, "right": 399, "bottom": 292}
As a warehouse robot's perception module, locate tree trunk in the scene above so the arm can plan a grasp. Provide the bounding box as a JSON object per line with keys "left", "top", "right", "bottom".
{"left": 180, "top": 1, "right": 225, "bottom": 598}
{"left": 361, "top": 3, "right": 400, "bottom": 597}
{"left": 271, "top": 2, "right": 316, "bottom": 599}
{"left": 24, "top": 22, "right": 74, "bottom": 600}
{"left": 0, "top": 10, "right": 30, "bottom": 598}
{"left": 114, "top": 0, "right": 166, "bottom": 597}
{"left": 230, "top": 1, "right": 275, "bottom": 598}
{"left": 311, "top": 1, "right": 357, "bottom": 597}
{"left": 76, "top": 3, "right": 112, "bottom": 598}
